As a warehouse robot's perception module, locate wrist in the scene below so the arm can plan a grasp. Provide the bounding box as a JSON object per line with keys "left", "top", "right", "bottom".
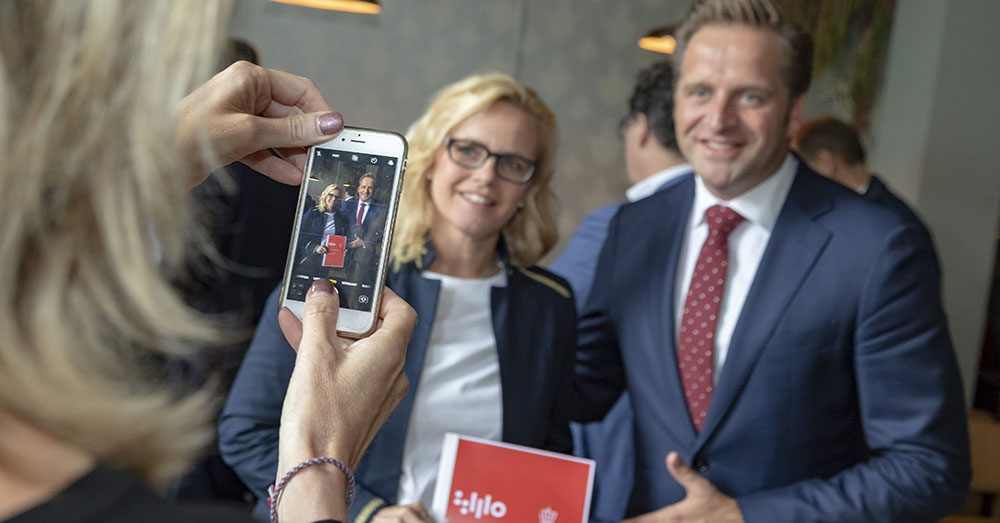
{"left": 276, "top": 465, "right": 349, "bottom": 522}
{"left": 271, "top": 457, "right": 355, "bottom": 523}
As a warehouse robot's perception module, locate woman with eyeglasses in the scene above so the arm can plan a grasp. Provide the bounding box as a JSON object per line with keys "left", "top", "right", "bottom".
{"left": 221, "top": 73, "right": 577, "bottom": 522}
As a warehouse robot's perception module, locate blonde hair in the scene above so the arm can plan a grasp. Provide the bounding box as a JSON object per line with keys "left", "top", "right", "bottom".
{"left": 674, "top": 0, "right": 813, "bottom": 98}
{"left": 317, "top": 183, "right": 344, "bottom": 211}
{"left": 392, "top": 73, "right": 558, "bottom": 269}
{"left": 0, "top": 0, "right": 230, "bottom": 486}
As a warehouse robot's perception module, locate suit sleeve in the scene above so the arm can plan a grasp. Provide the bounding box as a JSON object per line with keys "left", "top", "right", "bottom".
{"left": 736, "top": 223, "right": 971, "bottom": 522}
{"left": 549, "top": 204, "right": 620, "bottom": 314}
{"left": 298, "top": 210, "right": 321, "bottom": 256}
{"left": 217, "top": 285, "right": 386, "bottom": 521}
{"left": 570, "top": 210, "right": 628, "bottom": 423}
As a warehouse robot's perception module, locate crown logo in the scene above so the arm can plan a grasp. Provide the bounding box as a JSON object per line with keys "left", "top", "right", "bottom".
{"left": 539, "top": 506, "right": 558, "bottom": 523}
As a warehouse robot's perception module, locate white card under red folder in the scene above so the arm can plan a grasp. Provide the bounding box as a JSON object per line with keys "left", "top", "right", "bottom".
{"left": 432, "top": 433, "right": 595, "bottom": 522}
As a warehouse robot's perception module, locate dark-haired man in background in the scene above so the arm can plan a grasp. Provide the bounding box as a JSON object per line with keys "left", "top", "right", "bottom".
{"left": 794, "top": 115, "right": 927, "bottom": 230}
{"left": 572, "top": 0, "right": 969, "bottom": 521}
{"left": 550, "top": 60, "right": 689, "bottom": 522}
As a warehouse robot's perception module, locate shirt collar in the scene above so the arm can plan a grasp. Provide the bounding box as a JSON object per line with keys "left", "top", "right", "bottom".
{"left": 691, "top": 153, "right": 798, "bottom": 231}
{"left": 626, "top": 163, "right": 692, "bottom": 202}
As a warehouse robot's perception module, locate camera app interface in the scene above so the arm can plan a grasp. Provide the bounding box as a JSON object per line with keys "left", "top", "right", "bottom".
{"left": 287, "top": 147, "right": 398, "bottom": 311}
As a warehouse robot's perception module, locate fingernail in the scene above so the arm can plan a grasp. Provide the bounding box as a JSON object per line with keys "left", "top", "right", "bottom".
{"left": 318, "top": 112, "right": 344, "bottom": 135}
{"left": 309, "top": 279, "right": 336, "bottom": 296}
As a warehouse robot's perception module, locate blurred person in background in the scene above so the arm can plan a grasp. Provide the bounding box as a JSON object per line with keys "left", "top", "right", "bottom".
{"left": 794, "top": 115, "right": 929, "bottom": 230}
{"left": 221, "top": 73, "right": 577, "bottom": 522}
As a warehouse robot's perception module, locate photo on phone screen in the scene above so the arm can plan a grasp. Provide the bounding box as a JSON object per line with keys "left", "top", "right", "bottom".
{"left": 285, "top": 140, "right": 403, "bottom": 316}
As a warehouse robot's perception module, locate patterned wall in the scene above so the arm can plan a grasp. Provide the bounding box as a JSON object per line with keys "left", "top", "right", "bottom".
{"left": 229, "top": 0, "right": 690, "bottom": 262}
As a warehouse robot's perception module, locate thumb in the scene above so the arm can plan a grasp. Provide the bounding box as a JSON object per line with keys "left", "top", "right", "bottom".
{"left": 665, "top": 451, "right": 706, "bottom": 492}
{"left": 298, "top": 279, "right": 342, "bottom": 357}
{"left": 249, "top": 111, "right": 344, "bottom": 151}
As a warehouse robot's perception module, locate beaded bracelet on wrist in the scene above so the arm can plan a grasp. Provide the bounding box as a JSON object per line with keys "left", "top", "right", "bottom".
{"left": 267, "top": 457, "right": 356, "bottom": 523}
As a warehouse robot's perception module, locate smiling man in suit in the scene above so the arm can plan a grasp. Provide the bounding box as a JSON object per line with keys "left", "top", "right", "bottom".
{"left": 345, "top": 173, "right": 386, "bottom": 284}
{"left": 572, "top": 0, "right": 970, "bottom": 521}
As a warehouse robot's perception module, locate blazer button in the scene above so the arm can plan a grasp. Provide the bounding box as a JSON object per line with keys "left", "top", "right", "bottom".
{"left": 692, "top": 457, "right": 709, "bottom": 473}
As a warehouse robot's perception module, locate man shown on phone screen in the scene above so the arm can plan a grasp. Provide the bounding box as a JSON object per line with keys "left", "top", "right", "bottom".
{"left": 346, "top": 173, "right": 386, "bottom": 280}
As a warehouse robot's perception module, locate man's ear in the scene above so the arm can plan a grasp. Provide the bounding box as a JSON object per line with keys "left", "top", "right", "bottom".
{"left": 634, "top": 113, "right": 653, "bottom": 148}
{"left": 786, "top": 95, "right": 807, "bottom": 138}
{"left": 814, "top": 149, "right": 839, "bottom": 178}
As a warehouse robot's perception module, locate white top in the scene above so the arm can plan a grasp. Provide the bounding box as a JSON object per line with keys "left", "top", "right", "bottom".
{"left": 626, "top": 163, "right": 692, "bottom": 202}
{"left": 396, "top": 269, "right": 507, "bottom": 507}
{"left": 323, "top": 211, "right": 340, "bottom": 237}
{"left": 674, "top": 154, "right": 798, "bottom": 381}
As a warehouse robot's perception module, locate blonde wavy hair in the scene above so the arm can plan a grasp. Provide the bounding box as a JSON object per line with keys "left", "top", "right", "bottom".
{"left": 317, "top": 183, "right": 344, "bottom": 212}
{"left": 0, "top": 0, "right": 230, "bottom": 486}
{"left": 392, "top": 73, "right": 558, "bottom": 270}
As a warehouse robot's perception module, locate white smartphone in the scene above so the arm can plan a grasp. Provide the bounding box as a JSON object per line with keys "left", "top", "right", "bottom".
{"left": 279, "top": 127, "right": 407, "bottom": 337}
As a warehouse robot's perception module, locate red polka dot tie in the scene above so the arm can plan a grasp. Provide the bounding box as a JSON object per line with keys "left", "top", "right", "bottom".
{"left": 678, "top": 204, "right": 745, "bottom": 432}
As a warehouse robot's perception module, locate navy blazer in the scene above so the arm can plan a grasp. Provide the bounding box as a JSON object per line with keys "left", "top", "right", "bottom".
{"left": 572, "top": 163, "right": 970, "bottom": 522}
{"left": 344, "top": 200, "right": 386, "bottom": 246}
{"left": 296, "top": 207, "right": 349, "bottom": 267}
{"left": 219, "top": 243, "right": 577, "bottom": 522}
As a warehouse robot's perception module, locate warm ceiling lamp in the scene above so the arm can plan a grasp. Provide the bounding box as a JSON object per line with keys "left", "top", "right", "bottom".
{"left": 638, "top": 25, "right": 677, "bottom": 54}
{"left": 270, "top": 0, "right": 380, "bottom": 14}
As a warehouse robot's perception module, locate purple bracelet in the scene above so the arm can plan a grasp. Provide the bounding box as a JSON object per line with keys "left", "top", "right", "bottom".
{"left": 268, "top": 457, "right": 356, "bottom": 523}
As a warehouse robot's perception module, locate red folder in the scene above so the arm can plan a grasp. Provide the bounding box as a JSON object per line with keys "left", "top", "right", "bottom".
{"left": 432, "top": 433, "right": 594, "bottom": 522}
{"left": 322, "top": 234, "right": 347, "bottom": 268}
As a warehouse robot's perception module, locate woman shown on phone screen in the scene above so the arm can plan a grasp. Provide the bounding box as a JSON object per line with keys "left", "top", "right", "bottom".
{"left": 221, "top": 73, "right": 577, "bottom": 522}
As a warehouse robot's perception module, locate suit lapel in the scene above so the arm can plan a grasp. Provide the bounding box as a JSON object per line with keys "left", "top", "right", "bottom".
{"left": 695, "top": 169, "right": 833, "bottom": 447}
{"left": 378, "top": 270, "right": 440, "bottom": 467}
{"left": 633, "top": 177, "right": 700, "bottom": 442}
{"left": 492, "top": 279, "right": 520, "bottom": 443}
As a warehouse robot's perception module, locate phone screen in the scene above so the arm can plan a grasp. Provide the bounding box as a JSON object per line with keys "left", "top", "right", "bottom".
{"left": 285, "top": 147, "right": 400, "bottom": 312}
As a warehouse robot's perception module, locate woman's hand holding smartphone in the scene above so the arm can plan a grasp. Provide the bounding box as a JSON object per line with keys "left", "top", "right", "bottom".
{"left": 279, "top": 127, "right": 407, "bottom": 337}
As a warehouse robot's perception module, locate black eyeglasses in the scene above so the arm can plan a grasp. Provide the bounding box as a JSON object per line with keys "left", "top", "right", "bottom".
{"left": 444, "top": 138, "right": 537, "bottom": 184}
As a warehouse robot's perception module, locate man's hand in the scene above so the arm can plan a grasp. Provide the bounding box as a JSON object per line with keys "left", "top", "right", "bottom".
{"left": 623, "top": 452, "right": 743, "bottom": 523}
{"left": 349, "top": 237, "right": 365, "bottom": 249}
{"left": 315, "top": 244, "right": 328, "bottom": 254}
{"left": 373, "top": 502, "right": 435, "bottom": 522}
{"left": 176, "top": 61, "right": 344, "bottom": 187}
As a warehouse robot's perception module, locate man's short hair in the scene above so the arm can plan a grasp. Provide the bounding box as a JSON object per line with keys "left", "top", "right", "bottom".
{"left": 625, "top": 61, "right": 679, "bottom": 153}
{"left": 795, "top": 116, "right": 866, "bottom": 166}
{"left": 673, "top": 0, "right": 813, "bottom": 98}
{"left": 358, "top": 173, "right": 376, "bottom": 187}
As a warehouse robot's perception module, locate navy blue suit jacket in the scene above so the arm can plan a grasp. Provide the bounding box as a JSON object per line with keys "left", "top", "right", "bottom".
{"left": 344, "top": 200, "right": 385, "bottom": 246}
{"left": 219, "top": 244, "right": 577, "bottom": 522}
{"left": 572, "top": 164, "right": 970, "bottom": 521}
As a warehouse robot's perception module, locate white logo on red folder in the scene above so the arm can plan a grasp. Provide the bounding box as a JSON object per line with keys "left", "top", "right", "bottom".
{"left": 451, "top": 490, "right": 507, "bottom": 519}
{"left": 432, "top": 434, "right": 594, "bottom": 523}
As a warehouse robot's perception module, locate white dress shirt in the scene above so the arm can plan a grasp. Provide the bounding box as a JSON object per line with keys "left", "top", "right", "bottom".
{"left": 396, "top": 269, "right": 506, "bottom": 508}
{"left": 674, "top": 155, "right": 798, "bottom": 380}
{"left": 626, "top": 163, "right": 692, "bottom": 202}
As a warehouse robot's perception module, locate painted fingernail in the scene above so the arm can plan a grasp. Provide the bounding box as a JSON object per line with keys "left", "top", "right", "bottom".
{"left": 309, "top": 279, "right": 336, "bottom": 296}
{"left": 318, "top": 112, "right": 344, "bottom": 135}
